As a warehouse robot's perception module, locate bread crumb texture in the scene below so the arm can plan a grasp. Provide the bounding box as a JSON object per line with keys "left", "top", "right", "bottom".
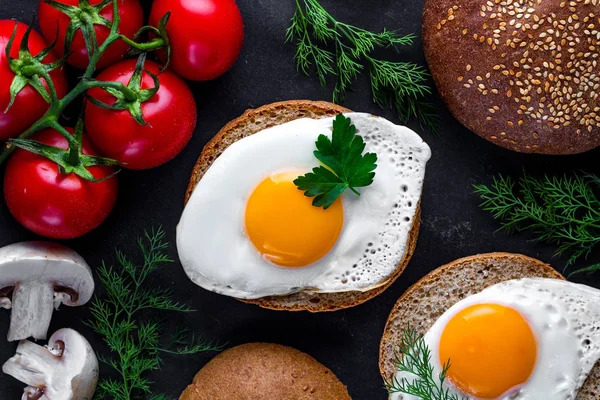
{"left": 424, "top": 0, "right": 600, "bottom": 154}
{"left": 179, "top": 343, "right": 352, "bottom": 400}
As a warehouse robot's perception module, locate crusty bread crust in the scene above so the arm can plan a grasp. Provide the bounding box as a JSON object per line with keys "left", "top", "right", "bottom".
{"left": 378, "top": 253, "right": 600, "bottom": 399}
{"left": 184, "top": 100, "right": 422, "bottom": 312}
{"left": 179, "top": 343, "right": 351, "bottom": 400}
{"left": 422, "top": 0, "right": 600, "bottom": 154}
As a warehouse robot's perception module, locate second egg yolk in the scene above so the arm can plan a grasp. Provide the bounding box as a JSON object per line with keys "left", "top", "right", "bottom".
{"left": 438, "top": 303, "right": 537, "bottom": 399}
{"left": 244, "top": 171, "right": 344, "bottom": 268}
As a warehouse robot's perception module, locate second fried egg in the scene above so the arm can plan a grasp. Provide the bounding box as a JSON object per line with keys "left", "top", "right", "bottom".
{"left": 391, "top": 278, "right": 600, "bottom": 400}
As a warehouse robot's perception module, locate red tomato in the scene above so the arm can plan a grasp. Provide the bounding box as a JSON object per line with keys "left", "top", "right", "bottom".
{"left": 0, "top": 21, "right": 68, "bottom": 141}
{"left": 85, "top": 59, "right": 197, "bottom": 170}
{"left": 4, "top": 128, "right": 118, "bottom": 239}
{"left": 38, "top": 0, "right": 143, "bottom": 69}
{"left": 149, "top": 0, "right": 244, "bottom": 81}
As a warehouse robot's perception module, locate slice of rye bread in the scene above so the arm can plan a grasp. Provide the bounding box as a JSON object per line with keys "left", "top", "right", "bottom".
{"left": 184, "top": 100, "right": 422, "bottom": 312}
{"left": 179, "top": 343, "right": 352, "bottom": 400}
{"left": 379, "top": 252, "right": 600, "bottom": 399}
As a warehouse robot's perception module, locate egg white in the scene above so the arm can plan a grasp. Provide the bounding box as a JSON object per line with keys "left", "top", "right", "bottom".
{"left": 176, "top": 113, "right": 430, "bottom": 299}
{"left": 390, "top": 278, "right": 600, "bottom": 400}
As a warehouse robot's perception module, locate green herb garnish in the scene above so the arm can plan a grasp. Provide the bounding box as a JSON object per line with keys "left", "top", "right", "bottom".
{"left": 294, "top": 114, "right": 377, "bottom": 209}
{"left": 86, "top": 228, "right": 221, "bottom": 400}
{"left": 386, "top": 327, "right": 463, "bottom": 400}
{"left": 286, "top": 0, "right": 437, "bottom": 132}
{"left": 474, "top": 173, "right": 600, "bottom": 277}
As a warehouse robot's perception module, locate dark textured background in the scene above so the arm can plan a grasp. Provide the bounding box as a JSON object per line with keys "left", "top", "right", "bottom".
{"left": 1, "top": 1, "right": 599, "bottom": 399}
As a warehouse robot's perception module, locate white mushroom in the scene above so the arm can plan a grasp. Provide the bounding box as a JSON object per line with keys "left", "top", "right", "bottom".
{"left": 2, "top": 328, "right": 99, "bottom": 400}
{"left": 0, "top": 242, "right": 94, "bottom": 341}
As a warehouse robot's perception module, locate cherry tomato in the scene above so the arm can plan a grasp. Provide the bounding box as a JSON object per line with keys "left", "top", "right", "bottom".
{"left": 0, "top": 21, "right": 68, "bottom": 141}
{"left": 38, "top": 0, "right": 143, "bottom": 69}
{"left": 149, "top": 0, "right": 244, "bottom": 81}
{"left": 4, "top": 128, "right": 118, "bottom": 239}
{"left": 85, "top": 59, "right": 197, "bottom": 170}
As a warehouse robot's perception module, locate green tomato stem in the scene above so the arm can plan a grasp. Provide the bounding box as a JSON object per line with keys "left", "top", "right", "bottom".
{"left": 20, "top": 65, "right": 39, "bottom": 78}
{"left": 38, "top": 69, "right": 60, "bottom": 104}
{"left": 49, "top": 122, "right": 80, "bottom": 166}
{"left": 84, "top": 80, "right": 138, "bottom": 103}
{"left": 121, "top": 35, "right": 165, "bottom": 52}
{"left": 0, "top": 2, "right": 123, "bottom": 164}
{"left": 0, "top": 117, "right": 52, "bottom": 164}
{"left": 0, "top": 0, "right": 170, "bottom": 175}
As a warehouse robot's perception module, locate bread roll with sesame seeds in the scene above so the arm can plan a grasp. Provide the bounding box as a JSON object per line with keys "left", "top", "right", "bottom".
{"left": 423, "top": 0, "right": 600, "bottom": 154}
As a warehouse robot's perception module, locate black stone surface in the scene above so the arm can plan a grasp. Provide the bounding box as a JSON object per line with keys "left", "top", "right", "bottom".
{"left": 1, "top": 1, "right": 599, "bottom": 399}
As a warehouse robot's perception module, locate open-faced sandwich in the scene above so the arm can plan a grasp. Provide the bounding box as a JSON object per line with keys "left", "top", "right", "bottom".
{"left": 380, "top": 253, "right": 600, "bottom": 399}
{"left": 177, "top": 100, "right": 431, "bottom": 311}
{"left": 179, "top": 343, "right": 351, "bottom": 400}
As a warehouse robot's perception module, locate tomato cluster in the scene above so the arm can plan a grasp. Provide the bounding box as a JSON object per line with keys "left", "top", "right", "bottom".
{"left": 0, "top": 0, "right": 244, "bottom": 239}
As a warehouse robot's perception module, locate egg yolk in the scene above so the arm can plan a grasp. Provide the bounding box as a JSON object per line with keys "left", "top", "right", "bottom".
{"left": 244, "top": 171, "right": 344, "bottom": 268}
{"left": 438, "top": 303, "right": 537, "bottom": 399}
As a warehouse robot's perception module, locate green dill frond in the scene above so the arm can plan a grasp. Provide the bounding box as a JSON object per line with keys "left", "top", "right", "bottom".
{"left": 333, "top": 46, "right": 363, "bottom": 103}
{"left": 385, "top": 327, "right": 463, "bottom": 400}
{"left": 87, "top": 228, "right": 219, "bottom": 400}
{"left": 147, "top": 394, "right": 173, "bottom": 400}
{"left": 160, "top": 324, "right": 224, "bottom": 355}
{"left": 569, "top": 263, "right": 600, "bottom": 278}
{"left": 474, "top": 173, "right": 600, "bottom": 275}
{"left": 287, "top": 0, "right": 436, "bottom": 132}
{"left": 94, "top": 378, "right": 128, "bottom": 400}
{"left": 367, "top": 57, "right": 438, "bottom": 132}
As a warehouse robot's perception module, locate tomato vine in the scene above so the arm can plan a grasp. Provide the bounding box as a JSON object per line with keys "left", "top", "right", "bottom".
{"left": 0, "top": 0, "right": 169, "bottom": 177}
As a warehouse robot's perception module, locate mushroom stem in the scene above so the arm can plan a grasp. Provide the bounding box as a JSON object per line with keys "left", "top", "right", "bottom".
{"left": 8, "top": 282, "right": 55, "bottom": 341}
{"left": 0, "top": 297, "right": 11, "bottom": 308}
{"left": 3, "top": 329, "right": 99, "bottom": 400}
{"left": 1, "top": 340, "right": 57, "bottom": 388}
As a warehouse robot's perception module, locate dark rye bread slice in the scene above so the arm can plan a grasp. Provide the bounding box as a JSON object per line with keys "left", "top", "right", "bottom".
{"left": 379, "top": 253, "right": 600, "bottom": 399}
{"left": 423, "top": 0, "right": 600, "bottom": 154}
{"left": 179, "top": 343, "right": 352, "bottom": 400}
{"left": 184, "top": 100, "right": 422, "bottom": 312}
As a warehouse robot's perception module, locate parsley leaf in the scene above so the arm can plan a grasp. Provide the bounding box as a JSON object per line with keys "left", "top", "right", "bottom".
{"left": 294, "top": 114, "right": 378, "bottom": 209}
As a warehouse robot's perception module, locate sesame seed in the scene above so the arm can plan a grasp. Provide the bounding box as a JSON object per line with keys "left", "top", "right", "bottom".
{"left": 441, "top": 1, "right": 600, "bottom": 134}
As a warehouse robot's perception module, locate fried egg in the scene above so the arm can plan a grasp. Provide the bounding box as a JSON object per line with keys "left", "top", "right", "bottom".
{"left": 177, "top": 113, "right": 430, "bottom": 299}
{"left": 390, "top": 278, "right": 600, "bottom": 400}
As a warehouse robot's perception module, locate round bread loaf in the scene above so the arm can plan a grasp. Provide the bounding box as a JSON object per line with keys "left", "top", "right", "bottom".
{"left": 179, "top": 343, "right": 352, "bottom": 400}
{"left": 184, "top": 100, "right": 422, "bottom": 312}
{"left": 423, "top": 0, "right": 600, "bottom": 154}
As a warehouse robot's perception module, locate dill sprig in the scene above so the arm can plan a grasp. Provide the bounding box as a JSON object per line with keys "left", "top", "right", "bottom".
{"left": 86, "top": 228, "right": 221, "bottom": 400}
{"left": 474, "top": 173, "right": 600, "bottom": 277}
{"left": 286, "top": 0, "right": 437, "bottom": 132}
{"left": 385, "top": 327, "right": 463, "bottom": 400}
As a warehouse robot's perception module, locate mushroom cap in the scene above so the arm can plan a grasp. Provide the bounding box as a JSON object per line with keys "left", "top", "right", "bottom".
{"left": 50, "top": 328, "right": 99, "bottom": 399}
{"left": 3, "top": 328, "right": 99, "bottom": 400}
{"left": 0, "top": 242, "right": 94, "bottom": 306}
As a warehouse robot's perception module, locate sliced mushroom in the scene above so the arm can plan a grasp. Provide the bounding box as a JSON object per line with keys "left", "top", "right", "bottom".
{"left": 0, "top": 242, "right": 94, "bottom": 341}
{"left": 2, "top": 328, "right": 99, "bottom": 400}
